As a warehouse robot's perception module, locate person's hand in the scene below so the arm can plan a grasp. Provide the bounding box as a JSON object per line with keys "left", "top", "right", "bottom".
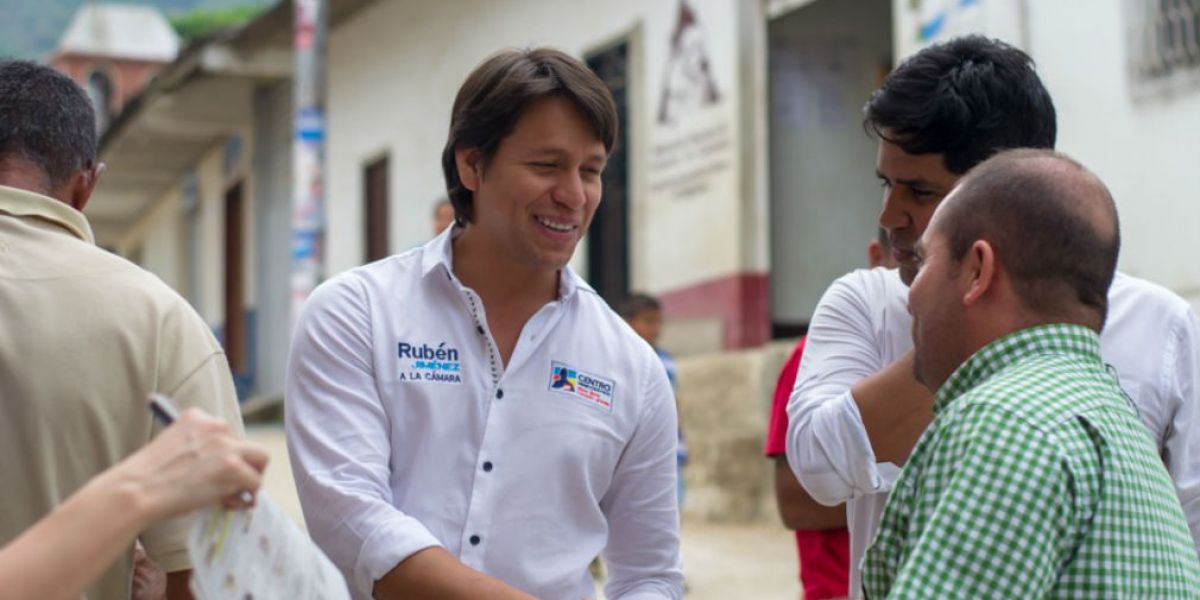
{"left": 129, "top": 540, "right": 166, "bottom": 600}
{"left": 104, "top": 408, "right": 270, "bottom": 524}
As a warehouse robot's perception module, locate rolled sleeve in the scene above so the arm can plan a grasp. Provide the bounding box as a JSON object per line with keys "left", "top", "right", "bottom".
{"left": 285, "top": 275, "right": 442, "bottom": 597}
{"left": 600, "top": 357, "right": 684, "bottom": 600}
{"left": 786, "top": 274, "right": 894, "bottom": 505}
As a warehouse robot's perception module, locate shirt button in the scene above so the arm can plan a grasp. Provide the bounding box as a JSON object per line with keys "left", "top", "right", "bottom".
{"left": 469, "top": 535, "right": 481, "bottom": 545}
{"left": 495, "top": 388, "right": 504, "bottom": 399}
{"left": 482, "top": 461, "right": 493, "bottom": 472}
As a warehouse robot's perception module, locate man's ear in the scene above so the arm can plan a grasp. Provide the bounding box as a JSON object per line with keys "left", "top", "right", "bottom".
{"left": 66, "top": 162, "right": 105, "bottom": 212}
{"left": 454, "top": 148, "right": 481, "bottom": 193}
{"left": 962, "top": 239, "right": 996, "bottom": 307}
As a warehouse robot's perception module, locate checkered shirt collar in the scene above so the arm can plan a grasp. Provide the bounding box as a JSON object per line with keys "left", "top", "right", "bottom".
{"left": 935, "top": 323, "right": 1103, "bottom": 414}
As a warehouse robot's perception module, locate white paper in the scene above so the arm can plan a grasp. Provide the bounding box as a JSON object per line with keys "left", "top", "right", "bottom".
{"left": 187, "top": 493, "right": 349, "bottom": 600}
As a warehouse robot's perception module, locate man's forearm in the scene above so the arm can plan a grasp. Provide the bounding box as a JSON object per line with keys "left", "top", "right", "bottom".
{"left": 373, "top": 547, "right": 535, "bottom": 600}
{"left": 850, "top": 350, "right": 935, "bottom": 466}
{"left": 774, "top": 458, "right": 846, "bottom": 530}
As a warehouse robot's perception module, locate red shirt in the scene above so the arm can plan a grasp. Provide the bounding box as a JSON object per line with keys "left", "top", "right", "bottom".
{"left": 766, "top": 338, "right": 850, "bottom": 599}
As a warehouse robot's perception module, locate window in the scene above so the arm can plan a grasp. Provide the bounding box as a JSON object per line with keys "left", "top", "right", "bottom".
{"left": 1128, "top": 0, "right": 1200, "bottom": 87}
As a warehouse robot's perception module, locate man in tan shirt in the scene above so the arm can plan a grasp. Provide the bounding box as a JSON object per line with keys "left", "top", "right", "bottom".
{"left": 0, "top": 60, "right": 244, "bottom": 598}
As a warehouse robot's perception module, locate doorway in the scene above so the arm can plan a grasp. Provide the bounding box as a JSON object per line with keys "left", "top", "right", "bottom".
{"left": 586, "top": 41, "right": 631, "bottom": 305}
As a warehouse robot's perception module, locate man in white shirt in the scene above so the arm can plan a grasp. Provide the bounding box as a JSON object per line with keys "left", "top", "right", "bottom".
{"left": 286, "top": 48, "right": 683, "bottom": 600}
{"left": 786, "top": 35, "right": 1200, "bottom": 596}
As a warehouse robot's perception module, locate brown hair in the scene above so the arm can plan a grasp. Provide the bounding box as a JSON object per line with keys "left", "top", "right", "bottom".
{"left": 440, "top": 48, "right": 618, "bottom": 224}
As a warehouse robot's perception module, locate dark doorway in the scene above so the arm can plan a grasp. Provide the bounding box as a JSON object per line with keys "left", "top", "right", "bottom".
{"left": 363, "top": 155, "right": 390, "bottom": 262}
{"left": 224, "top": 181, "right": 246, "bottom": 374}
{"left": 586, "top": 42, "right": 630, "bottom": 305}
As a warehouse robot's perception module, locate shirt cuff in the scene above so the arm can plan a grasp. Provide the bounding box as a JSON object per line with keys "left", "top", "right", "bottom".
{"left": 796, "top": 390, "right": 896, "bottom": 503}
{"left": 353, "top": 515, "right": 444, "bottom": 597}
{"left": 610, "top": 586, "right": 682, "bottom": 600}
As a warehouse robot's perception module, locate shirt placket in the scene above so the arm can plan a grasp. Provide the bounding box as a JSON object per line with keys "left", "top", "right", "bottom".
{"left": 453, "top": 284, "right": 566, "bottom": 569}
{"left": 455, "top": 286, "right": 503, "bottom": 567}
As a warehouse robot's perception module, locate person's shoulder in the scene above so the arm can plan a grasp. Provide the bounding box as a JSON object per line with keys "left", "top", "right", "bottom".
{"left": 1109, "top": 271, "right": 1192, "bottom": 315}
{"left": 306, "top": 249, "right": 423, "bottom": 310}
{"left": 961, "top": 352, "right": 1123, "bottom": 431}
{"left": 1106, "top": 272, "right": 1196, "bottom": 353}
{"left": 822, "top": 267, "right": 905, "bottom": 305}
{"left": 83, "top": 250, "right": 200, "bottom": 314}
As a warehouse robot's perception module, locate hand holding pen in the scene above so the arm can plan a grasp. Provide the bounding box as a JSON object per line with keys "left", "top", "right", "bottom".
{"left": 144, "top": 394, "right": 269, "bottom": 517}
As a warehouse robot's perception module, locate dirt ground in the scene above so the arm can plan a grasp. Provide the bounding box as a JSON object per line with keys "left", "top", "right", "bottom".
{"left": 247, "top": 424, "right": 800, "bottom": 599}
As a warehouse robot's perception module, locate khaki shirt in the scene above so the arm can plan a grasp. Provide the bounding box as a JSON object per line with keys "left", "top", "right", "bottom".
{"left": 0, "top": 184, "right": 243, "bottom": 599}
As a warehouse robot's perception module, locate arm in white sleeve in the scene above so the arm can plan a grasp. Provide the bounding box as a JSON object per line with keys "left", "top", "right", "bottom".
{"left": 600, "top": 359, "right": 684, "bottom": 600}
{"left": 1163, "top": 305, "right": 1200, "bottom": 553}
{"left": 285, "top": 275, "right": 443, "bottom": 597}
{"left": 786, "top": 274, "right": 894, "bottom": 506}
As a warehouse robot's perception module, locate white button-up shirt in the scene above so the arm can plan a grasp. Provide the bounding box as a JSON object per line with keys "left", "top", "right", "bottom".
{"left": 787, "top": 267, "right": 1200, "bottom": 597}
{"left": 285, "top": 228, "right": 683, "bottom": 600}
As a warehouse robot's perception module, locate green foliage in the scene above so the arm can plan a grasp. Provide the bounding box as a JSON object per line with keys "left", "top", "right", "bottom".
{"left": 169, "top": 5, "right": 267, "bottom": 41}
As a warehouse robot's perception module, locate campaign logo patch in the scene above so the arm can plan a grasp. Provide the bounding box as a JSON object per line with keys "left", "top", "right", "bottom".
{"left": 397, "top": 341, "right": 462, "bottom": 384}
{"left": 548, "top": 361, "right": 615, "bottom": 412}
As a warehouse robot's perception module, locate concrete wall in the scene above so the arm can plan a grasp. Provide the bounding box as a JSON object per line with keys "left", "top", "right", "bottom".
{"left": 892, "top": 0, "right": 1200, "bottom": 307}
{"left": 677, "top": 340, "right": 797, "bottom": 523}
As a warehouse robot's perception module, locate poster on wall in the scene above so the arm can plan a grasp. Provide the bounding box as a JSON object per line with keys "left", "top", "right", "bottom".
{"left": 648, "top": 0, "right": 736, "bottom": 204}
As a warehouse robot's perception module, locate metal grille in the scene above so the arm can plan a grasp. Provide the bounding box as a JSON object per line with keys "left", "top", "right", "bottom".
{"left": 1128, "top": 0, "right": 1200, "bottom": 83}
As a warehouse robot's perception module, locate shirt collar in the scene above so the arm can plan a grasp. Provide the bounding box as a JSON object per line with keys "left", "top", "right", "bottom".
{"left": 0, "top": 184, "right": 95, "bottom": 244}
{"left": 934, "top": 323, "right": 1103, "bottom": 413}
{"left": 419, "top": 224, "right": 586, "bottom": 300}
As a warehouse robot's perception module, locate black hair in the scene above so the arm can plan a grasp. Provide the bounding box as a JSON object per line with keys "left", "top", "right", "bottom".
{"left": 0, "top": 60, "right": 97, "bottom": 189}
{"left": 864, "top": 35, "right": 1056, "bottom": 174}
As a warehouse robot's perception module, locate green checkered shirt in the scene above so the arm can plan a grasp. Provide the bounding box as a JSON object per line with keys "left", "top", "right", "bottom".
{"left": 862, "top": 324, "right": 1200, "bottom": 598}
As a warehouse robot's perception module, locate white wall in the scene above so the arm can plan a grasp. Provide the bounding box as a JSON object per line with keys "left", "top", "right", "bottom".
{"left": 893, "top": 0, "right": 1200, "bottom": 304}
{"left": 326, "top": 0, "right": 750, "bottom": 295}
{"left": 137, "top": 189, "right": 185, "bottom": 291}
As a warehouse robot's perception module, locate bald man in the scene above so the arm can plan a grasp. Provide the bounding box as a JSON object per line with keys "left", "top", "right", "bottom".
{"left": 862, "top": 150, "right": 1200, "bottom": 598}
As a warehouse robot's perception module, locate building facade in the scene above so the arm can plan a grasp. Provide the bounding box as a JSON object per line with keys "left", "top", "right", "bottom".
{"left": 94, "top": 0, "right": 1200, "bottom": 398}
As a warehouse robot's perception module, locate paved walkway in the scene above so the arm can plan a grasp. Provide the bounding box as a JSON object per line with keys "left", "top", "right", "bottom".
{"left": 247, "top": 424, "right": 800, "bottom": 599}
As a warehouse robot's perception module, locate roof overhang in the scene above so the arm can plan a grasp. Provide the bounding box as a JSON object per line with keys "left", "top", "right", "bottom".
{"left": 87, "top": 0, "right": 377, "bottom": 248}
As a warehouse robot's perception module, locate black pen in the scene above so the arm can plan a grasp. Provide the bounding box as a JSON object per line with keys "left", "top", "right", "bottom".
{"left": 148, "top": 393, "right": 255, "bottom": 505}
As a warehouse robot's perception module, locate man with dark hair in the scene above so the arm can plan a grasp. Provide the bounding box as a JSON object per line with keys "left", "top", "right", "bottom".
{"left": 787, "top": 36, "right": 1200, "bottom": 596}
{"left": 864, "top": 150, "right": 1200, "bottom": 596}
{"left": 287, "top": 48, "right": 682, "bottom": 600}
{"left": 0, "top": 60, "right": 244, "bottom": 598}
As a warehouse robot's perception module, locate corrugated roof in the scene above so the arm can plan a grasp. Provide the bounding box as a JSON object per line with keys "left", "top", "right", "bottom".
{"left": 57, "top": 3, "right": 180, "bottom": 62}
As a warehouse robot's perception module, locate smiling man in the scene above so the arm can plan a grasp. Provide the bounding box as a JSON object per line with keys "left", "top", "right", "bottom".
{"left": 786, "top": 35, "right": 1200, "bottom": 596}
{"left": 285, "top": 48, "right": 683, "bottom": 600}
{"left": 864, "top": 150, "right": 1200, "bottom": 597}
